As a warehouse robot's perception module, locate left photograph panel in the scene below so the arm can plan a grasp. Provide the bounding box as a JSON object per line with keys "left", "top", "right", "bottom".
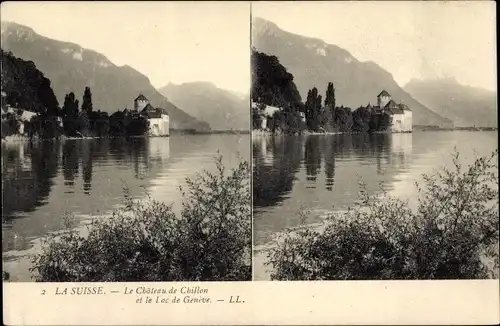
{"left": 1, "top": 2, "right": 251, "bottom": 282}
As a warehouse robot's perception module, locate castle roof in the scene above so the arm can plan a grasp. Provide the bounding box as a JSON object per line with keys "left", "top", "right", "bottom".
{"left": 390, "top": 107, "right": 405, "bottom": 115}
{"left": 134, "top": 94, "right": 148, "bottom": 102}
{"left": 377, "top": 90, "right": 391, "bottom": 98}
{"left": 140, "top": 104, "right": 167, "bottom": 119}
{"left": 384, "top": 99, "right": 397, "bottom": 109}
{"left": 384, "top": 100, "right": 405, "bottom": 114}
{"left": 398, "top": 103, "right": 412, "bottom": 111}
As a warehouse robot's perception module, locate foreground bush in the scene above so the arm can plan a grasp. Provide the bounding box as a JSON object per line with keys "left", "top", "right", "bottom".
{"left": 267, "top": 150, "right": 499, "bottom": 280}
{"left": 31, "top": 154, "right": 251, "bottom": 281}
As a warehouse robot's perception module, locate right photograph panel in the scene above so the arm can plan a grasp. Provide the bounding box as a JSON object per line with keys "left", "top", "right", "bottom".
{"left": 251, "top": 1, "right": 498, "bottom": 280}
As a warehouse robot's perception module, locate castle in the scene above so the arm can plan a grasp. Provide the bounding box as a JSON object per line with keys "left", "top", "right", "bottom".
{"left": 133, "top": 94, "right": 170, "bottom": 136}
{"left": 370, "top": 90, "right": 412, "bottom": 132}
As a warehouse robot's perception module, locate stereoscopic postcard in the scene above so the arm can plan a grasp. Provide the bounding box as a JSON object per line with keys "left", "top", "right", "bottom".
{"left": 2, "top": 1, "right": 499, "bottom": 325}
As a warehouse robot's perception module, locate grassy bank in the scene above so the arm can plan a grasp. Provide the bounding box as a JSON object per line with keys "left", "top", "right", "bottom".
{"left": 29, "top": 154, "right": 251, "bottom": 282}
{"left": 266, "top": 150, "right": 499, "bottom": 280}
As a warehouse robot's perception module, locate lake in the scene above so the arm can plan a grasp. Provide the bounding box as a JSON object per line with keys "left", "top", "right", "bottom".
{"left": 253, "top": 131, "right": 498, "bottom": 280}
{"left": 2, "top": 134, "right": 250, "bottom": 281}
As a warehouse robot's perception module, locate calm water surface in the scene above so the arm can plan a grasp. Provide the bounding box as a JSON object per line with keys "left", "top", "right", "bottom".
{"left": 2, "top": 134, "right": 249, "bottom": 281}
{"left": 253, "top": 131, "right": 498, "bottom": 280}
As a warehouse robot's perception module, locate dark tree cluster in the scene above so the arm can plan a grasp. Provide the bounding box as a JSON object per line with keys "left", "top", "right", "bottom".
{"left": 1, "top": 112, "right": 20, "bottom": 138}
{"left": 1, "top": 49, "right": 59, "bottom": 116}
{"left": 251, "top": 49, "right": 305, "bottom": 134}
{"left": 1, "top": 50, "right": 149, "bottom": 139}
{"left": 251, "top": 49, "right": 392, "bottom": 134}
{"left": 305, "top": 87, "right": 323, "bottom": 131}
{"left": 267, "top": 104, "right": 306, "bottom": 135}
{"left": 251, "top": 49, "right": 302, "bottom": 108}
{"left": 252, "top": 103, "right": 265, "bottom": 130}
{"left": 302, "top": 83, "right": 392, "bottom": 133}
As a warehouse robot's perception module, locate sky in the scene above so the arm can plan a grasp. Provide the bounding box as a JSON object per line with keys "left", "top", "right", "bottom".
{"left": 1, "top": 1, "right": 250, "bottom": 94}
{"left": 252, "top": 1, "right": 497, "bottom": 91}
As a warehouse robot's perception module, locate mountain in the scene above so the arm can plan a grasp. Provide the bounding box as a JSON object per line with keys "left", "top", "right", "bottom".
{"left": 1, "top": 21, "right": 209, "bottom": 131}
{"left": 404, "top": 78, "right": 497, "bottom": 128}
{"left": 1, "top": 49, "right": 59, "bottom": 115}
{"left": 158, "top": 82, "right": 249, "bottom": 131}
{"left": 252, "top": 18, "right": 452, "bottom": 127}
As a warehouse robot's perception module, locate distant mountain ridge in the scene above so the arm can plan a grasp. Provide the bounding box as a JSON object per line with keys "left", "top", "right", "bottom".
{"left": 252, "top": 17, "right": 452, "bottom": 127}
{"left": 1, "top": 21, "right": 209, "bottom": 131}
{"left": 404, "top": 77, "right": 497, "bottom": 128}
{"left": 158, "top": 82, "right": 249, "bottom": 131}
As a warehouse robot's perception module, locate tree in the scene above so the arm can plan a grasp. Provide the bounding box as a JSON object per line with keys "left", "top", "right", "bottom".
{"left": 24, "top": 115, "right": 42, "bottom": 140}
{"left": 78, "top": 110, "right": 91, "bottom": 137}
{"left": 38, "top": 78, "right": 60, "bottom": 117}
{"left": 93, "top": 111, "right": 110, "bottom": 137}
{"left": 282, "top": 104, "right": 306, "bottom": 135}
{"left": 41, "top": 115, "right": 63, "bottom": 139}
{"left": 352, "top": 106, "right": 372, "bottom": 133}
{"left": 334, "top": 106, "right": 353, "bottom": 132}
{"left": 62, "top": 92, "right": 80, "bottom": 136}
{"left": 81, "top": 87, "right": 93, "bottom": 114}
{"left": 251, "top": 50, "right": 302, "bottom": 108}
{"left": 324, "top": 82, "right": 336, "bottom": 129}
{"left": 1, "top": 50, "right": 59, "bottom": 116}
{"left": 23, "top": 114, "right": 62, "bottom": 139}
{"left": 305, "top": 87, "right": 323, "bottom": 131}
{"left": 126, "top": 115, "right": 149, "bottom": 136}
{"left": 109, "top": 110, "right": 126, "bottom": 136}
{"left": 1, "top": 112, "right": 20, "bottom": 137}
{"left": 252, "top": 103, "right": 265, "bottom": 130}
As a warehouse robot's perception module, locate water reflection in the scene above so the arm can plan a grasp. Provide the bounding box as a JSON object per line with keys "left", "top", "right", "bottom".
{"left": 252, "top": 136, "right": 303, "bottom": 208}
{"left": 62, "top": 141, "right": 79, "bottom": 188}
{"left": 323, "top": 137, "right": 336, "bottom": 191}
{"left": 253, "top": 133, "right": 412, "bottom": 247}
{"left": 253, "top": 133, "right": 398, "bottom": 210}
{"left": 2, "top": 135, "right": 248, "bottom": 261}
{"left": 304, "top": 137, "right": 321, "bottom": 182}
{"left": 2, "top": 141, "right": 59, "bottom": 221}
{"left": 2, "top": 138, "right": 163, "bottom": 222}
{"left": 253, "top": 131, "right": 498, "bottom": 280}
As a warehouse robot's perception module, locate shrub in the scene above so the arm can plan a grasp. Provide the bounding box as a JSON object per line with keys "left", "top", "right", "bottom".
{"left": 1, "top": 112, "right": 20, "bottom": 138}
{"left": 267, "top": 150, "right": 499, "bottom": 280}
{"left": 30, "top": 154, "right": 251, "bottom": 281}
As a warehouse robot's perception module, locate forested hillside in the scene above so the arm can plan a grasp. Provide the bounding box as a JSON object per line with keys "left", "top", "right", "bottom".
{"left": 1, "top": 49, "right": 59, "bottom": 115}
{"left": 251, "top": 49, "right": 302, "bottom": 108}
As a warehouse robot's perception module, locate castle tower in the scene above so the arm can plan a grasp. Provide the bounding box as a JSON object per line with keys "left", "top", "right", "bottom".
{"left": 134, "top": 94, "right": 149, "bottom": 112}
{"left": 377, "top": 90, "right": 391, "bottom": 108}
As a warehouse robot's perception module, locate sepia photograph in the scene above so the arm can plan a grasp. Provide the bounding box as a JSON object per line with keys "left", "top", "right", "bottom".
{"left": 1, "top": 1, "right": 499, "bottom": 325}
{"left": 2, "top": 1, "right": 251, "bottom": 282}
{"left": 252, "top": 1, "right": 498, "bottom": 281}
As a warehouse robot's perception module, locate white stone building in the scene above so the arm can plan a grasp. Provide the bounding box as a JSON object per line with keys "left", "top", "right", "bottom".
{"left": 374, "top": 90, "right": 412, "bottom": 132}
{"left": 134, "top": 94, "right": 170, "bottom": 136}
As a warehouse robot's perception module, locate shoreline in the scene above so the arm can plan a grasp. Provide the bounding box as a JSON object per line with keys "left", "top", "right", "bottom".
{"left": 1, "top": 132, "right": 250, "bottom": 144}
{"left": 251, "top": 130, "right": 410, "bottom": 137}
{"left": 251, "top": 128, "right": 497, "bottom": 137}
